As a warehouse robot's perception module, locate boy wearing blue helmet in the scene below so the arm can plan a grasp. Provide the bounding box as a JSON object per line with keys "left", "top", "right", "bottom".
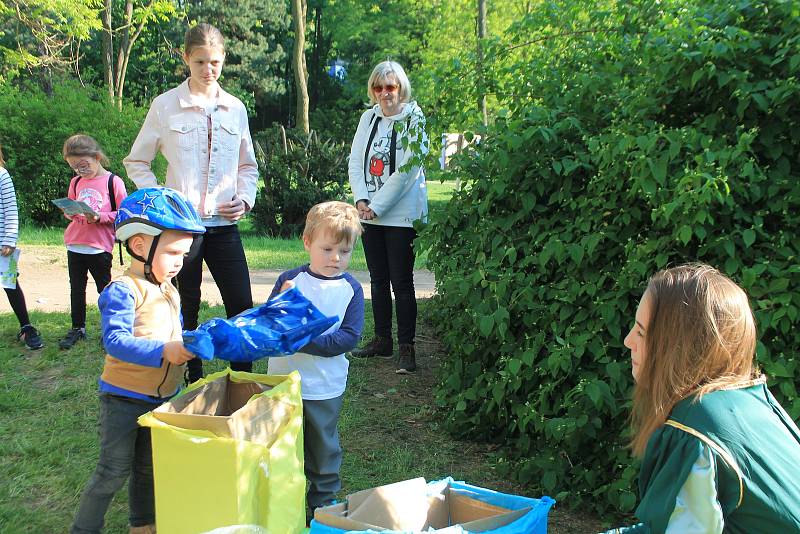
{"left": 72, "top": 188, "right": 205, "bottom": 534}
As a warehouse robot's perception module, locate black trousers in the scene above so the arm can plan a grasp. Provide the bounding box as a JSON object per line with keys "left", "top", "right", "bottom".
{"left": 68, "top": 251, "right": 113, "bottom": 329}
{"left": 361, "top": 224, "right": 417, "bottom": 345}
{"left": 4, "top": 279, "right": 30, "bottom": 327}
{"left": 175, "top": 225, "right": 253, "bottom": 377}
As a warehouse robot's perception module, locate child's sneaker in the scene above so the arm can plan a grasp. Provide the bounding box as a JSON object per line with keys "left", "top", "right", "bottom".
{"left": 17, "top": 324, "right": 44, "bottom": 350}
{"left": 395, "top": 344, "right": 416, "bottom": 374}
{"left": 59, "top": 328, "right": 86, "bottom": 350}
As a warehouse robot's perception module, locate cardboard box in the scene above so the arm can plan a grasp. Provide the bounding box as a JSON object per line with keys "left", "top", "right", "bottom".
{"left": 150, "top": 374, "right": 294, "bottom": 445}
{"left": 139, "top": 369, "right": 306, "bottom": 534}
{"left": 314, "top": 478, "right": 531, "bottom": 532}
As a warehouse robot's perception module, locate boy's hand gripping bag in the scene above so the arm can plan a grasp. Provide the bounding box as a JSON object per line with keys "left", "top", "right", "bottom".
{"left": 138, "top": 369, "right": 306, "bottom": 534}
{"left": 309, "top": 477, "right": 555, "bottom": 534}
{"left": 183, "top": 286, "right": 339, "bottom": 362}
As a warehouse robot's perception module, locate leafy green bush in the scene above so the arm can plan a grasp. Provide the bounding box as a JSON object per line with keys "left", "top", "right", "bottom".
{"left": 0, "top": 80, "right": 149, "bottom": 225}
{"left": 250, "top": 127, "right": 350, "bottom": 237}
{"left": 421, "top": 0, "right": 800, "bottom": 515}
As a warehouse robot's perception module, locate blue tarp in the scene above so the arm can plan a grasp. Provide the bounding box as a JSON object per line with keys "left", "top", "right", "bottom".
{"left": 183, "top": 287, "right": 338, "bottom": 362}
{"left": 309, "top": 477, "right": 555, "bottom": 534}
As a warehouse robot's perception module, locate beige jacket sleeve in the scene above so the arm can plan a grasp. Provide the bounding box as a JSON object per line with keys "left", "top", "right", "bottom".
{"left": 236, "top": 104, "right": 259, "bottom": 210}
{"left": 124, "top": 101, "right": 162, "bottom": 188}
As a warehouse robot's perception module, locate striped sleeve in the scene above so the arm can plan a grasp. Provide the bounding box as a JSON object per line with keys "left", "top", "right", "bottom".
{"left": 0, "top": 168, "right": 19, "bottom": 247}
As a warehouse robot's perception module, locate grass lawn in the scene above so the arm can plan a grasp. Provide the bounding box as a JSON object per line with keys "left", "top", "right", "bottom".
{"left": 16, "top": 180, "right": 456, "bottom": 272}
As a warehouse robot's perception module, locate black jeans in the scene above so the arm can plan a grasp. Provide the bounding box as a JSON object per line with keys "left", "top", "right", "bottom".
{"left": 71, "top": 394, "right": 160, "bottom": 533}
{"left": 4, "top": 279, "right": 30, "bottom": 327}
{"left": 361, "top": 224, "right": 417, "bottom": 345}
{"left": 175, "top": 225, "right": 253, "bottom": 376}
{"left": 67, "top": 251, "right": 113, "bottom": 329}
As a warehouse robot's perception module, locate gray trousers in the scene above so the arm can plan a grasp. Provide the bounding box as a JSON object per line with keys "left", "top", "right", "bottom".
{"left": 304, "top": 394, "right": 345, "bottom": 509}
{"left": 71, "top": 394, "right": 159, "bottom": 533}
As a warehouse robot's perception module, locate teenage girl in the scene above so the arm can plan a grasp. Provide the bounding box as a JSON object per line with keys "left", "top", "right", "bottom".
{"left": 607, "top": 264, "right": 800, "bottom": 532}
{"left": 0, "top": 142, "right": 44, "bottom": 349}
{"left": 124, "top": 23, "right": 258, "bottom": 381}
{"left": 60, "top": 135, "right": 127, "bottom": 349}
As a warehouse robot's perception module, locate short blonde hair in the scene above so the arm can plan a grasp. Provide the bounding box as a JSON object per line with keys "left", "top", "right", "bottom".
{"left": 630, "top": 263, "right": 758, "bottom": 456}
{"left": 63, "top": 134, "right": 109, "bottom": 166}
{"left": 303, "top": 201, "right": 362, "bottom": 245}
{"left": 185, "top": 23, "right": 225, "bottom": 56}
{"left": 367, "top": 61, "right": 412, "bottom": 105}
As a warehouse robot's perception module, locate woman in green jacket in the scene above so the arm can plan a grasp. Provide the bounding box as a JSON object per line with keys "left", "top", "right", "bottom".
{"left": 608, "top": 263, "right": 800, "bottom": 533}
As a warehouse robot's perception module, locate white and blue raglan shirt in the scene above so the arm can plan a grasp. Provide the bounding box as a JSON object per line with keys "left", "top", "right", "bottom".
{"left": 267, "top": 265, "right": 364, "bottom": 400}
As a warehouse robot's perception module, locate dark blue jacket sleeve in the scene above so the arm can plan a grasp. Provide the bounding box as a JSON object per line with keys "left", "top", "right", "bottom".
{"left": 300, "top": 283, "right": 364, "bottom": 357}
{"left": 100, "top": 282, "right": 165, "bottom": 367}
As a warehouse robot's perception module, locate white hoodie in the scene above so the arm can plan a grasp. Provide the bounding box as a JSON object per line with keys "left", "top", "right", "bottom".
{"left": 348, "top": 101, "right": 429, "bottom": 227}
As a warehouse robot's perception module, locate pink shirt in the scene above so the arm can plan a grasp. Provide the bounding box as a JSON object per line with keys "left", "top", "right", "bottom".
{"left": 63, "top": 172, "right": 128, "bottom": 253}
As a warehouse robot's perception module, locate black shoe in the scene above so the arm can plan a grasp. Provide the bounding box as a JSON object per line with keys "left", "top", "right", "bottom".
{"left": 396, "top": 344, "right": 416, "bottom": 374}
{"left": 350, "top": 336, "right": 393, "bottom": 358}
{"left": 17, "top": 325, "right": 44, "bottom": 350}
{"left": 59, "top": 328, "right": 85, "bottom": 350}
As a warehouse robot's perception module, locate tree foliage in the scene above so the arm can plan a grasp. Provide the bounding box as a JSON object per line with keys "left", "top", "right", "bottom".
{"left": 0, "top": 81, "right": 149, "bottom": 224}
{"left": 421, "top": 0, "right": 800, "bottom": 515}
{"left": 249, "top": 126, "right": 349, "bottom": 237}
{"left": 0, "top": 0, "right": 101, "bottom": 81}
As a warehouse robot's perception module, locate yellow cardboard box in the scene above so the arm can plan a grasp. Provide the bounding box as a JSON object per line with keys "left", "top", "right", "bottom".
{"left": 139, "top": 369, "right": 305, "bottom": 534}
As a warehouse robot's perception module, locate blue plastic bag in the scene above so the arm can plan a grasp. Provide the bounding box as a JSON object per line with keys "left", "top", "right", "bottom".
{"left": 309, "top": 477, "right": 555, "bottom": 534}
{"left": 183, "top": 287, "right": 338, "bottom": 362}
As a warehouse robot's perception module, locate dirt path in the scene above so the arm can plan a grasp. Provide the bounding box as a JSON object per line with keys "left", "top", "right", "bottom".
{"left": 1, "top": 246, "right": 436, "bottom": 313}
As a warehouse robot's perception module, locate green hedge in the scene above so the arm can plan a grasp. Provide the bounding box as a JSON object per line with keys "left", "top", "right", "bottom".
{"left": 422, "top": 0, "right": 800, "bottom": 515}
{"left": 0, "top": 81, "right": 150, "bottom": 225}
{"left": 250, "top": 127, "right": 350, "bottom": 237}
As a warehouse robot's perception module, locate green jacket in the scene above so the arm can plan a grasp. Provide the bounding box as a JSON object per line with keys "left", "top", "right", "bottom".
{"left": 610, "top": 377, "right": 800, "bottom": 533}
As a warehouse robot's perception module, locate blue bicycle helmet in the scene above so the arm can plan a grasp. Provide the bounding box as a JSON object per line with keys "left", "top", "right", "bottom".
{"left": 115, "top": 187, "right": 206, "bottom": 242}
{"left": 115, "top": 188, "right": 206, "bottom": 284}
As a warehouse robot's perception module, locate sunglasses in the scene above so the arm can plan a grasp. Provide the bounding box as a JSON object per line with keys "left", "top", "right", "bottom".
{"left": 372, "top": 84, "right": 398, "bottom": 93}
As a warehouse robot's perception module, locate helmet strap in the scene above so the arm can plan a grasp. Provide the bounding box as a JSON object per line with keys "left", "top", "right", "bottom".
{"left": 144, "top": 234, "right": 162, "bottom": 285}
{"left": 124, "top": 234, "right": 162, "bottom": 285}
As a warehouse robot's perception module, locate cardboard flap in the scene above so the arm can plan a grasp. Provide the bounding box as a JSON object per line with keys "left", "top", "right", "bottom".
{"left": 150, "top": 374, "right": 282, "bottom": 441}
{"left": 314, "top": 503, "right": 386, "bottom": 532}
{"left": 448, "top": 490, "right": 509, "bottom": 523}
{"left": 228, "top": 395, "right": 296, "bottom": 445}
{"left": 346, "top": 476, "right": 429, "bottom": 531}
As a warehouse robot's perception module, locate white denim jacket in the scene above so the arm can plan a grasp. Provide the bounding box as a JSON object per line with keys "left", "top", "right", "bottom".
{"left": 124, "top": 79, "right": 259, "bottom": 220}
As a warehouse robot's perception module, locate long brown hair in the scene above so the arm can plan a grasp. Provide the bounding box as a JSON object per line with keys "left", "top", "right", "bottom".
{"left": 0, "top": 142, "right": 5, "bottom": 167}
{"left": 630, "top": 264, "right": 758, "bottom": 456}
{"left": 63, "top": 134, "right": 109, "bottom": 166}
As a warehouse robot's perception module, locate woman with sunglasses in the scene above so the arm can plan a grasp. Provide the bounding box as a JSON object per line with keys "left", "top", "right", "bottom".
{"left": 348, "top": 60, "right": 429, "bottom": 374}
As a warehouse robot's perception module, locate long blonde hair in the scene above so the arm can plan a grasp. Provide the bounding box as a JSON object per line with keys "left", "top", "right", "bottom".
{"left": 630, "top": 264, "right": 758, "bottom": 456}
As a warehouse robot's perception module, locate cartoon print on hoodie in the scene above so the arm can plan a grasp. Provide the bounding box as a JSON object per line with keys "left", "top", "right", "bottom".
{"left": 366, "top": 134, "right": 392, "bottom": 193}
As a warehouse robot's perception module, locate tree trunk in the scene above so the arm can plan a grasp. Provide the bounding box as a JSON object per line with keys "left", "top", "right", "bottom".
{"left": 102, "top": 0, "right": 114, "bottom": 100}
{"left": 291, "top": 0, "right": 310, "bottom": 135}
{"left": 116, "top": 7, "right": 150, "bottom": 109}
{"left": 310, "top": 2, "right": 323, "bottom": 111}
{"left": 477, "top": 0, "right": 488, "bottom": 127}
